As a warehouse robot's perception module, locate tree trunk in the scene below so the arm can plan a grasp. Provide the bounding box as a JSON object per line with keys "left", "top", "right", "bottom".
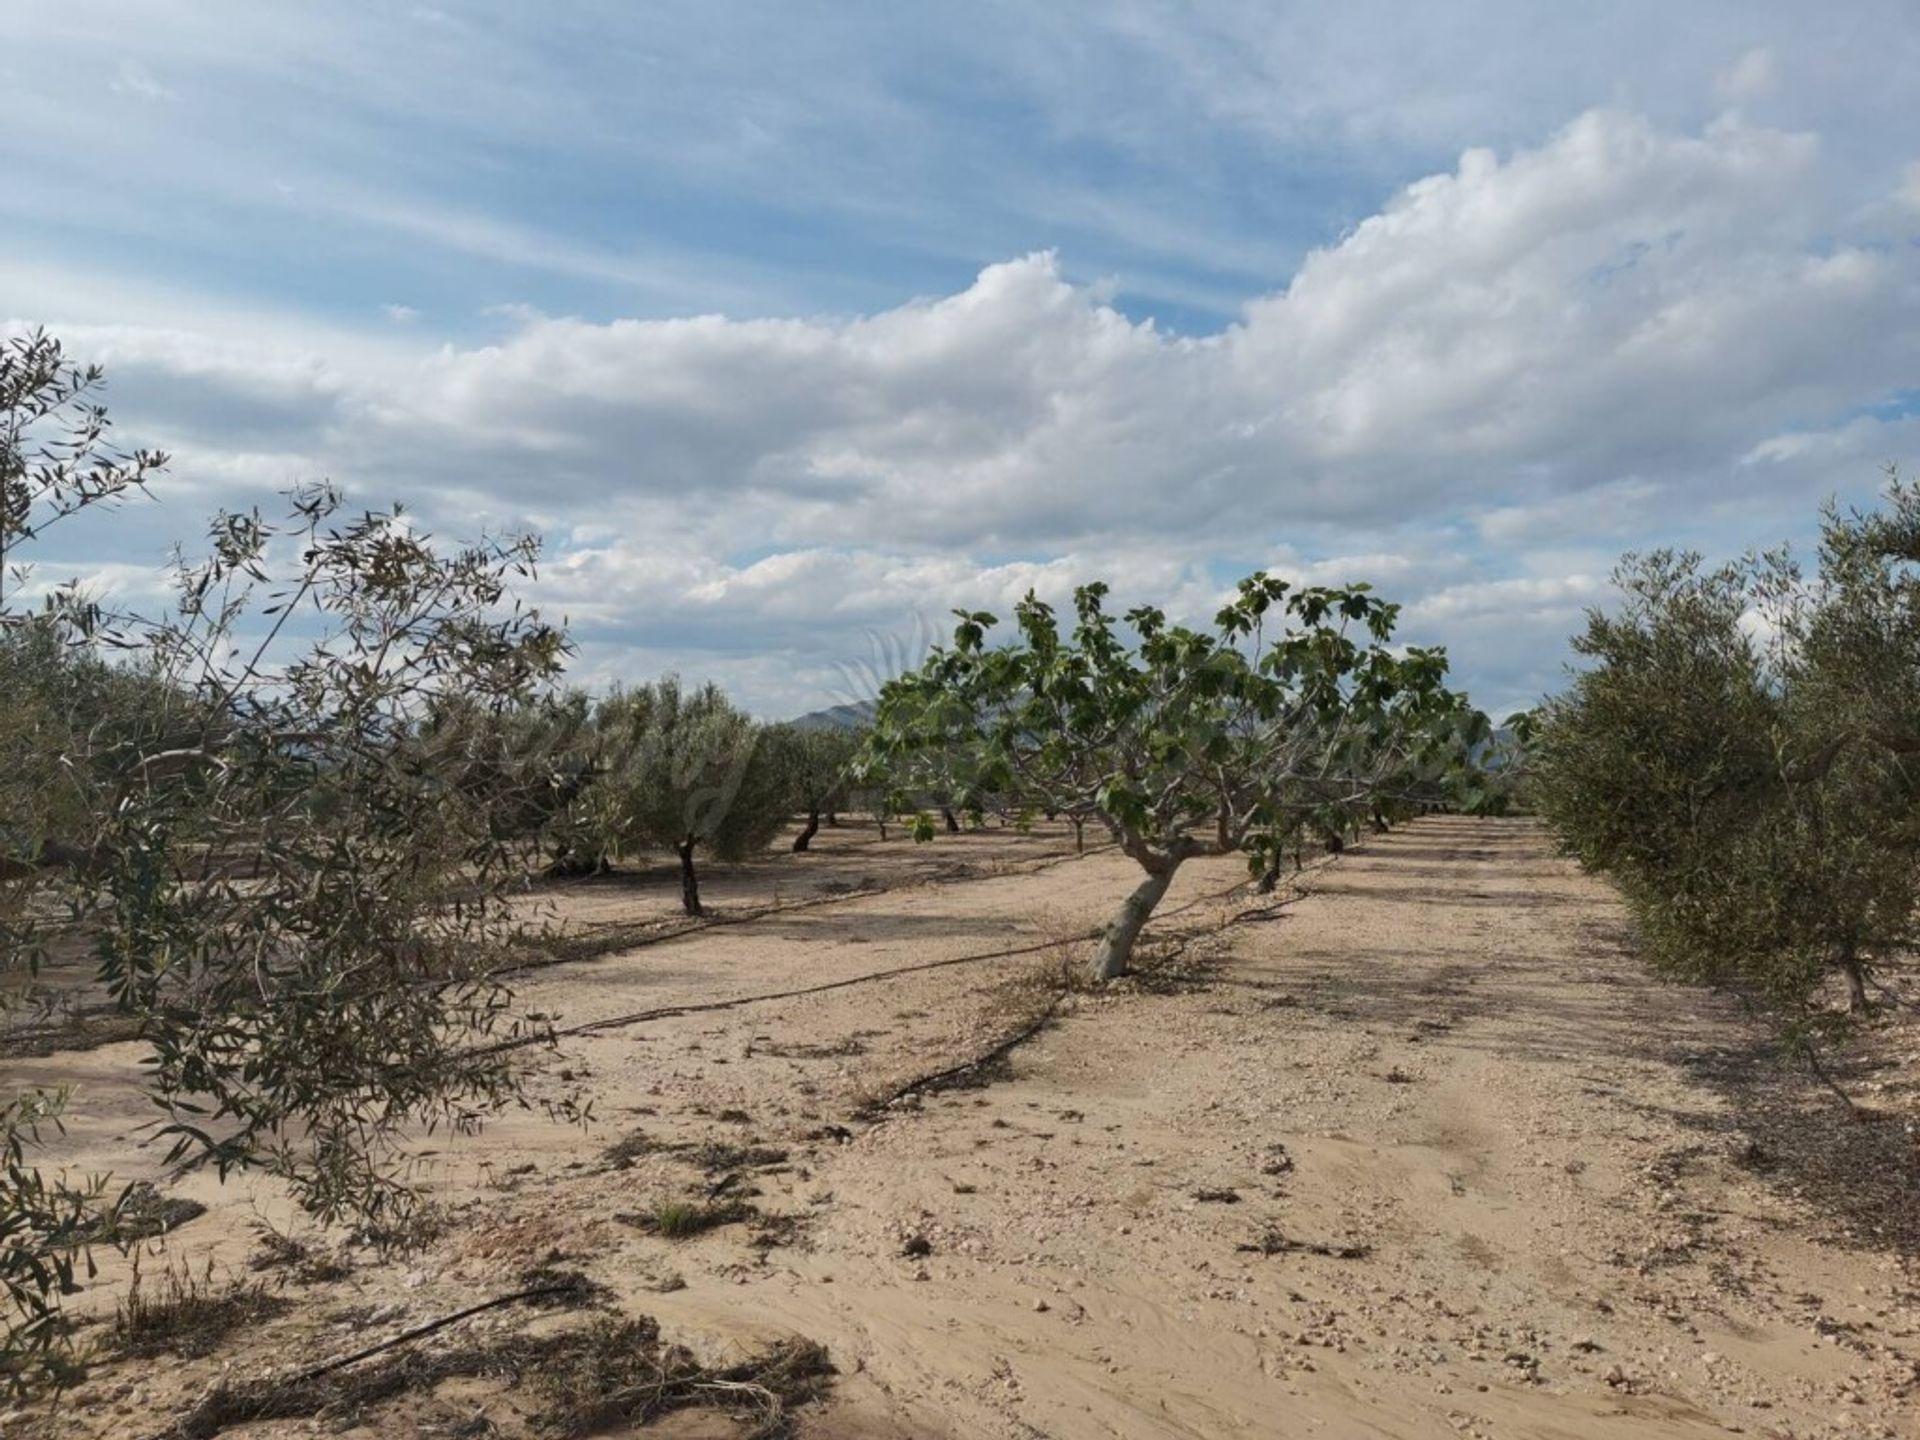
{"left": 792, "top": 809, "right": 821, "bottom": 853}
{"left": 1071, "top": 817, "right": 1085, "bottom": 855}
{"left": 1837, "top": 941, "right": 1870, "bottom": 1013}
{"left": 825, "top": 810, "right": 839, "bottom": 828}
{"left": 943, "top": 806, "right": 961, "bottom": 834}
{"left": 1255, "top": 859, "right": 1281, "bottom": 895}
{"left": 677, "top": 838, "right": 704, "bottom": 917}
{"left": 1088, "top": 863, "right": 1179, "bottom": 982}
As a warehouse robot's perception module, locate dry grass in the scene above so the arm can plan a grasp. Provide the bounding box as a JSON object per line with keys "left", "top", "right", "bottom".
{"left": 114, "top": 1252, "right": 290, "bottom": 1360}
{"left": 156, "top": 1305, "right": 832, "bottom": 1440}
{"left": 246, "top": 1224, "right": 352, "bottom": 1284}
{"left": 601, "top": 1127, "right": 667, "bottom": 1169}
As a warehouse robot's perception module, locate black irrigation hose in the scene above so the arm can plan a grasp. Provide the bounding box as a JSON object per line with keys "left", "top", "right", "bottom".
{"left": 288, "top": 1280, "right": 588, "bottom": 1384}
{"left": 473, "top": 931, "right": 1087, "bottom": 1057}
{"left": 494, "top": 839, "right": 1120, "bottom": 982}
{"left": 485, "top": 845, "right": 1343, "bottom": 1061}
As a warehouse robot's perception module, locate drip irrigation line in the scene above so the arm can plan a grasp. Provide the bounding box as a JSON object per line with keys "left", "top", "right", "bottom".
{"left": 490, "top": 843, "right": 1346, "bottom": 1061}
{"left": 496, "top": 840, "right": 1119, "bottom": 982}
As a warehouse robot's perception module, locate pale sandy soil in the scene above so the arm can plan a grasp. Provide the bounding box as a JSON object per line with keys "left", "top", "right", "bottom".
{"left": 6, "top": 817, "right": 1917, "bottom": 1440}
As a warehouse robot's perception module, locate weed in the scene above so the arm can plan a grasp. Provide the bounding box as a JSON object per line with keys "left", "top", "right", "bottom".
{"left": 620, "top": 1198, "right": 758, "bottom": 1239}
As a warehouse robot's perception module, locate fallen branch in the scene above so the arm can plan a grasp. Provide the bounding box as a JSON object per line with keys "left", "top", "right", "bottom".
{"left": 1236, "top": 1229, "right": 1371, "bottom": 1260}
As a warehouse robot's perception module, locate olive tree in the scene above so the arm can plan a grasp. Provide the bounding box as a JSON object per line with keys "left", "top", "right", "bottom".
{"left": 2, "top": 338, "right": 573, "bottom": 1392}
{"left": 764, "top": 724, "right": 858, "bottom": 851}
{"left": 1532, "top": 553, "right": 1795, "bottom": 990}
{"left": 1535, "top": 487, "right": 1920, "bottom": 1016}
{"left": 865, "top": 575, "right": 1473, "bottom": 980}
{"left": 600, "top": 679, "right": 790, "bottom": 915}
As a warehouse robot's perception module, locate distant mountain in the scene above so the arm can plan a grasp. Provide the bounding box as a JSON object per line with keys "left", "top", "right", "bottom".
{"left": 789, "top": 700, "right": 875, "bottom": 732}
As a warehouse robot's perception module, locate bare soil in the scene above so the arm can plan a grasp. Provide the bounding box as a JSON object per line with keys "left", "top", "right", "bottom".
{"left": 6, "top": 817, "right": 1917, "bottom": 1439}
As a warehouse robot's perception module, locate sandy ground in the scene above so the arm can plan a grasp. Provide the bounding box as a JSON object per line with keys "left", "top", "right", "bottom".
{"left": 7, "top": 817, "right": 1917, "bottom": 1439}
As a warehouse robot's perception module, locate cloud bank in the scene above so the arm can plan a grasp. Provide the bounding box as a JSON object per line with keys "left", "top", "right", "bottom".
{"left": 11, "top": 107, "right": 1920, "bottom": 716}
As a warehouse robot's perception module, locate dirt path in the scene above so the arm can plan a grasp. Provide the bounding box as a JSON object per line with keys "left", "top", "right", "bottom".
{"left": 22, "top": 818, "right": 1919, "bottom": 1439}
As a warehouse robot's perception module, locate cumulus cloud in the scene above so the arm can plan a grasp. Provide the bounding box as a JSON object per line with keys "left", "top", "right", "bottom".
{"left": 8, "top": 107, "right": 1918, "bottom": 716}
{"left": 358, "top": 111, "right": 1914, "bottom": 552}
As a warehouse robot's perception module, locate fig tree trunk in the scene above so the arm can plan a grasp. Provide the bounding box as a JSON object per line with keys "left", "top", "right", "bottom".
{"left": 942, "top": 806, "right": 960, "bottom": 834}
{"left": 793, "top": 810, "right": 820, "bottom": 852}
{"left": 1089, "top": 862, "right": 1179, "bottom": 982}
{"left": 677, "top": 837, "right": 704, "bottom": 917}
{"left": 825, "top": 809, "right": 839, "bottom": 827}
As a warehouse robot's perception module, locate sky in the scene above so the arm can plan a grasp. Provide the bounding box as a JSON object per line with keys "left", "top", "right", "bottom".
{"left": 5, "top": 1, "right": 1919, "bottom": 718}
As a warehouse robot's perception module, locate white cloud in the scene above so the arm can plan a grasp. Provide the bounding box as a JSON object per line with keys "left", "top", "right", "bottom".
{"left": 1715, "top": 48, "right": 1779, "bottom": 105}
{"left": 359, "top": 110, "right": 1909, "bottom": 550}
{"left": 382, "top": 303, "right": 419, "bottom": 323}
{"left": 1898, "top": 162, "right": 1920, "bottom": 212}
{"left": 9, "top": 107, "right": 1918, "bottom": 716}
{"left": 108, "top": 59, "right": 176, "bottom": 103}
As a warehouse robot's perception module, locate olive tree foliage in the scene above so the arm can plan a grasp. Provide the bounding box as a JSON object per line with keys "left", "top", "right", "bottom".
{"left": 1, "top": 328, "right": 167, "bottom": 612}
{"left": 1, "top": 335, "right": 575, "bottom": 1393}
{"left": 592, "top": 679, "right": 791, "bottom": 915}
{"left": 429, "top": 687, "right": 610, "bottom": 877}
{"left": 1534, "top": 481, "right": 1920, "bottom": 1018}
{"left": 864, "top": 575, "right": 1479, "bottom": 980}
{"left": 2, "top": 330, "right": 167, "bottom": 1394}
{"left": 764, "top": 724, "right": 859, "bottom": 851}
{"left": 1457, "top": 709, "right": 1540, "bottom": 817}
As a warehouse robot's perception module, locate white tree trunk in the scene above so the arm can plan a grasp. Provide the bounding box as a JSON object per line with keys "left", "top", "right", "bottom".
{"left": 1088, "top": 863, "right": 1178, "bottom": 981}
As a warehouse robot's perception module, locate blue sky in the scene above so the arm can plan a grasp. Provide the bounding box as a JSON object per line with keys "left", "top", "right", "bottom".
{"left": 6, "top": 2, "right": 1920, "bottom": 716}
